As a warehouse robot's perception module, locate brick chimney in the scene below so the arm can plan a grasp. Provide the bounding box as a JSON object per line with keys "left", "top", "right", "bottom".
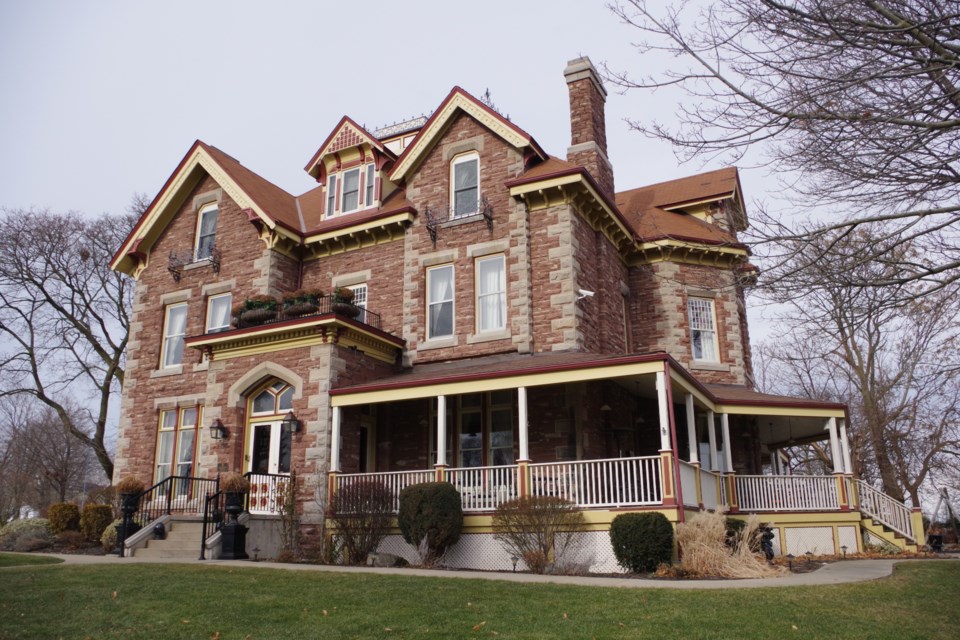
{"left": 564, "top": 56, "right": 614, "bottom": 200}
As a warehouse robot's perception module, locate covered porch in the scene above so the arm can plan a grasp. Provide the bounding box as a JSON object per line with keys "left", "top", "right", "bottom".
{"left": 327, "top": 353, "right": 857, "bottom": 518}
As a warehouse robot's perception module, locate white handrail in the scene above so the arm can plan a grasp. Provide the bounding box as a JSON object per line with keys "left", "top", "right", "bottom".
{"left": 529, "top": 456, "right": 662, "bottom": 508}
{"left": 735, "top": 475, "right": 839, "bottom": 511}
{"left": 699, "top": 468, "right": 723, "bottom": 511}
{"left": 855, "top": 480, "right": 915, "bottom": 541}
{"left": 447, "top": 465, "right": 519, "bottom": 512}
{"left": 678, "top": 460, "right": 699, "bottom": 507}
{"left": 336, "top": 469, "right": 434, "bottom": 513}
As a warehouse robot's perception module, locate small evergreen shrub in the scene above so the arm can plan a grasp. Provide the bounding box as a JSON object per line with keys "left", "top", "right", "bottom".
{"left": 0, "top": 519, "right": 53, "bottom": 552}
{"left": 48, "top": 503, "right": 81, "bottom": 534}
{"left": 492, "top": 496, "right": 585, "bottom": 574}
{"left": 80, "top": 504, "right": 114, "bottom": 542}
{"left": 330, "top": 480, "right": 394, "bottom": 565}
{"left": 609, "top": 512, "right": 674, "bottom": 573}
{"left": 397, "top": 482, "right": 463, "bottom": 565}
{"left": 100, "top": 519, "right": 121, "bottom": 552}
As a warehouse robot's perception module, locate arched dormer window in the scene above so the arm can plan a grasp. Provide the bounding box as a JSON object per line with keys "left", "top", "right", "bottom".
{"left": 451, "top": 152, "right": 479, "bottom": 218}
{"left": 195, "top": 202, "right": 218, "bottom": 260}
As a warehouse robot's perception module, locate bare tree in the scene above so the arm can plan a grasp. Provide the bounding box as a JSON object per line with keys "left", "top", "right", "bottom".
{"left": 606, "top": 0, "right": 960, "bottom": 293}
{"left": 0, "top": 205, "right": 139, "bottom": 481}
{"left": 756, "top": 231, "right": 960, "bottom": 506}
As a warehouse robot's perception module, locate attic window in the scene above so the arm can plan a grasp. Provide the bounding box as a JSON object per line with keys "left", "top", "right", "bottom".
{"left": 325, "top": 163, "right": 377, "bottom": 217}
{"left": 195, "top": 202, "right": 218, "bottom": 260}
{"left": 451, "top": 153, "right": 479, "bottom": 218}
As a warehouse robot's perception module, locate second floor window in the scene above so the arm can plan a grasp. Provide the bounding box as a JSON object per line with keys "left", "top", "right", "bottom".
{"left": 206, "top": 293, "right": 232, "bottom": 333}
{"left": 365, "top": 163, "right": 375, "bottom": 206}
{"left": 451, "top": 153, "right": 479, "bottom": 217}
{"left": 688, "top": 297, "right": 719, "bottom": 362}
{"left": 342, "top": 167, "right": 361, "bottom": 213}
{"left": 476, "top": 255, "right": 506, "bottom": 332}
{"left": 427, "top": 264, "right": 454, "bottom": 339}
{"left": 349, "top": 284, "right": 368, "bottom": 323}
{"left": 161, "top": 303, "right": 187, "bottom": 368}
{"left": 195, "top": 202, "right": 218, "bottom": 260}
{"left": 326, "top": 174, "right": 337, "bottom": 217}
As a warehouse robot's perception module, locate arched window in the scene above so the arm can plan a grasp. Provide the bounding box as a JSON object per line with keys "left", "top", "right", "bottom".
{"left": 251, "top": 381, "right": 294, "bottom": 415}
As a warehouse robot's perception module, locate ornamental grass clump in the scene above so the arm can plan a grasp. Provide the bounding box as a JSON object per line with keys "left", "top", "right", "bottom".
{"left": 676, "top": 511, "right": 785, "bottom": 579}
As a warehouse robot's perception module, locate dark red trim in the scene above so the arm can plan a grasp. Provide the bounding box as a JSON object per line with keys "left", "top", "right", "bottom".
{"left": 305, "top": 205, "right": 416, "bottom": 237}
{"left": 303, "top": 115, "right": 393, "bottom": 176}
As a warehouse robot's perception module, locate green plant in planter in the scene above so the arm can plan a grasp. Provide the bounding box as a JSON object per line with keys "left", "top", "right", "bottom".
{"left": 282, "top": 288, "right": 324, "bottom": 316}
{"left": 332, "top": 286, "right": 355, "bottom": 304}
{"left": 331, "top": 286, "right": 360, "bottom": 318}
{"left": 243, "top": 294, "right": 279, "bottom": 311}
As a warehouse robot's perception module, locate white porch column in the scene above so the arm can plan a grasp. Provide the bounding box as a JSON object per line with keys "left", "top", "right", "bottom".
{"left": 330, "top": 406, "right": 342, "bottom": 472}
{"left": 826, "top": 417, "right": 843, "bottom": 474}
{"left": 685, "top": 394, "right": 699, "bottom": 463}
{"left": 839, "top": 418, "right": 853, "bottom": 474}
{"left": 517, "top": 387, "right": 529, "bottom": 461}
{"left": 720, "top": 413, "right": 733, "bottom": 473}
{"left": 770, "top": 450, "right": 779, "bottom": 475}
{"left": 656, "top": 371, "right": 671, "bottom": 451}
{"left": 707, "top": 410, "right": 718, "bottom": 471}
{"left": 436, "top": 395, "right": 447, "bottom": 467}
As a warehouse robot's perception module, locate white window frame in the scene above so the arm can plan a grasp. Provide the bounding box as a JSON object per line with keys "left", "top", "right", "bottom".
{"left": 160, "top": 303, "right": 188, "bottom": 368}
{"left": 341, "top": 167, "right": 361, "bottom": 213}
{"left": 476, "top": 254, "right": 506, "bottom": 333}
{"left": 348, "top": 283, "right": 368, "bottom": 323}
{"left": 155, "top": 406, "right": 200, "bottom": 485}
{"left": 451, "top": 153, "right": 479, "bottom": 218}
{"left": 205, "top": 293, "right": 232, "bottom": 334}
{"left": 326, "top": 174, "right": 337, "bottom": 217}
{"left": 364, "top": 163, "right": 375, "bottom": 207}
{"left": 426, "top": 264, "right": 455, "bottom": 340}
{"left": 195, "top": 202, "right": 218, "bottom": 261}
{"left": 688, "top": 297, "right": 719, "bottom": 362}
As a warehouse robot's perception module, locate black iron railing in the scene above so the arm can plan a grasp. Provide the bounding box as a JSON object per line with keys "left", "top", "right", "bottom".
{"left": 199, "top": 489, "right": 225, "bottom": 560}
{"left": 230, "top": 294, "right": 381, "bottom": 331}
{"left": 133, "top": 475, "right": 219, "bottom": 527}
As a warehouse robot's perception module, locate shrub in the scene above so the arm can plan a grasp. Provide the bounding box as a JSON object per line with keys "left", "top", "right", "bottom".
{"left": 609, "top": 512, "right": 674, "bottom": 573}
{"left": 100, "top": 519, "right": 121, "bottom": 552}
{"left": 220, "top": 472, "right": 250, "bottom": 493}
{"left": 80, "top": 504, "right": 114, "bottom": 542}
{"left": 0, "top": 519, "right": 53, "bottom": 551}
{"left": 492, "top": 496, "right": 585, "bottom": 574}
{"left": 397, "top": 482, "right": 463, "bottom": 566}
{"left": 330, "top": 480, "right": 394, "bottom": 565}
{"left": 48, "top": 503, "right": 81, "bottom": 534}
{"left": 56, "top": 530, "right": 88, "bottom": 550}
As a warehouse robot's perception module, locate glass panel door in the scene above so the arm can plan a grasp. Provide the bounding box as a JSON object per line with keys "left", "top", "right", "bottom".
{"left": 249, "top": 421, "right": 291, "bottom": 475}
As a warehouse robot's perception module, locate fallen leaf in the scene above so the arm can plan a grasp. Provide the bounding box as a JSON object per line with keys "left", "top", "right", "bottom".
{"left": 618, "top": 622, "right": 625, "bottom": 628}
{"left": 212, "top": 633, "right": 220, "bottom": 640}
{"left": 562, "top": 613, "right": 569, "bottom": 620}
{"left": 384, "top": 628, "right": 392, "bottom": 632}
{"left": 467, "top": 602, "right": 473, "bottom": 607}
{"left": 181, "top": 619, "right": 190, "bottom": 624}
{"left": 322, "top": 610, "right": 328, "bottom": 616}
{"left": 472, "top": 621, "right": 487, "bottom": 631}
{"left": 111, "top": 591, "right": 117, "bottom": 600}
{"left": 792, "top": 625, "right": 799, "bottom": 631}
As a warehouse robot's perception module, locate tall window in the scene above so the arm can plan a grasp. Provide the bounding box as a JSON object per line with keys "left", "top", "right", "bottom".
{"left": 195, "top": 202, "right": 218, "bottom": 260}
{"left": 427, "top": 265, "right": 454, "bottom": 339}
{"left": 326, "top": 174, "right": 337, "bottom": 217}
{"left": 688, "top": 297, "right": 719, "bottom": 362}
{"left": 349, "top": 284, "right": 368, "bottom": 323}
{"left": 459, "top": 394, "right": 483, "bottom": 467}
{"left": 455, "top": 392, "right": 514, "bottom": 468}
{"left": 206, "top": 293, "right": 232, "bottom": 333}
{"left": 364, "top": 163, "right": 375, "bottom": 206}
{"left": 451, "top": 154, "right": 479, "bottom": 217}
{"left": 476, "top": 255, "right": 506, "bottom": 332}
{"left": 342, "top": 167, "right": 361, "bottom": 213}
{"left": 161, "top": 303, "right": 188, "bottom": 368}
{"left": 155, "top": 406, "right": 198, "bottom": 485}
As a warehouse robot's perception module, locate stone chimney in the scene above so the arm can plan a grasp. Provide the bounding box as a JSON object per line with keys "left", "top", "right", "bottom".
{"left": 564, "top": 56, "right": 614, "bottom": 200}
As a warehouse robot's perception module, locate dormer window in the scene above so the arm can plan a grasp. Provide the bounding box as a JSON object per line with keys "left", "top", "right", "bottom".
{"left": 195, "top": 202, "right": 218, "bottom": 260}
{"left": 325, "top": 162, "right": 377, "bottom": 218}
{"left": 452, "top": 153, "right": 479, "bottom": 218}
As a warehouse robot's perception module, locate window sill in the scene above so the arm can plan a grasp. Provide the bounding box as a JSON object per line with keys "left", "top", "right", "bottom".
{"left": 419, "top": 336, "right": 460, "bottom": 351}
{"left": 690, "top": 360, "right": 730, "bottom": 372}
{"left": 441, "top": 214, "right": 483, "bottom": 229}
{"left": 151, "top": 365, "right": 184, "bottom": 378}
{"left": 184, "top": 258, "right": 214, "bottom": 272}
{"left": 467, "top": 329, "right": 511, "bottom": 345}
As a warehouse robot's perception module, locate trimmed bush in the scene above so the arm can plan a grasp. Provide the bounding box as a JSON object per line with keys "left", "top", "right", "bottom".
{"left": 0, "top": 519, "right": 54, "bottom": 552}
{"left": 492, "top": 496, "right": 585, "bottom": 574}
{"left": 80, "top": 504, "right": 114, "bottom": 542}
{"left": 48, "top": 503, "right": 81, "bottom": 534}
{"left": 330, "top": 480, "right": 394, "bottom": 565}
{"left": 397, "top": 482, "right": 463, "bottom": 565}
{"left": 609, "top": 512, "right": 674, "bottom": 573}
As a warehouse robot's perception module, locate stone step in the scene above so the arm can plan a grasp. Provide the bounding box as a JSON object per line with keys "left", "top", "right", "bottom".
{"left": 133, "top": 546, "right": 200, "bottom": 559}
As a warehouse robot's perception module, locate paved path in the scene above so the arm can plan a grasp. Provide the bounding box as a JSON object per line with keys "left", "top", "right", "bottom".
{"left": 33, "top": 553, "right": 946, "bottom": 589}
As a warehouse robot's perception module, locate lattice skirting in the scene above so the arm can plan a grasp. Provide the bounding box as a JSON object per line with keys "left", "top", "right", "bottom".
{"left": 781, "top": 526, "right": 836, "bottom": 556}
{"left": 376, "top": 530, "right": 628, "bottom": 573}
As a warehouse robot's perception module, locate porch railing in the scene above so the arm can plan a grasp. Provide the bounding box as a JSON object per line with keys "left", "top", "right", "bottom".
{"left": 133, "top": 475, "right": 219, "bottom": 527}
{"left": 855, "top": 479, "right": 915, "bottom": 541}
{"left": 529, "top": 456, "right": 662, "bottom": 508}
{"left": 699, "top": 468, "right": 724, "bottom": 511}
{"left": 678, "top": 460, "right": 699, "bottom": 508}
{"left": 335, "top": 469, "right": 434, "bottom": 513}
{"left": 735, "top": 475, "right": 839, "bottom": 512}
{"left": 447, "top": 465, "right": 519, "bottom": 512}
{"left": 245, "top": 472, "right": 291, "bottom": 515}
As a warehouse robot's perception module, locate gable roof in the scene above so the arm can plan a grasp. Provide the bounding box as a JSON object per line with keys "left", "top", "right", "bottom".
{"left": 111, "top": 140, "right": 298, "bottom": 275}
{"left": 389, "top": 87, "right": 547, "bottom": 183}
{"left": 303, "top": 116, "right": 394, "bottom": 180}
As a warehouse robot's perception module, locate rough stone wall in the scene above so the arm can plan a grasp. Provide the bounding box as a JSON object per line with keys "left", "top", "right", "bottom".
{"left": 565, "top": 58, "right": 615, "bottom": 199}
{"left": 570, "top": 213, "right": 629, "bottom": 354}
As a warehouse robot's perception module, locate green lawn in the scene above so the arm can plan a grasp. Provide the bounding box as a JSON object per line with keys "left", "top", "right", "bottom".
{"left": 0, "top": 552, "right": 63, "bottom": 567}
{"left": 0, "top": 561, "right": 957, "bottom": 639}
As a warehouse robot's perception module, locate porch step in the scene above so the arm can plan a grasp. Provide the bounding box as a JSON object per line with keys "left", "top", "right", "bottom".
{"left": 860, "top": 517, "right": 917, "bottom": 553}
{"left": 131, "top": 520, "right": 205, "bottom": 560}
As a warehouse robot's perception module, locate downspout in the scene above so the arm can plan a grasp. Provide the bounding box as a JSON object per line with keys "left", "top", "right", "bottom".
{"left": 664, "top": 361, "right": 685, "bottom": 522}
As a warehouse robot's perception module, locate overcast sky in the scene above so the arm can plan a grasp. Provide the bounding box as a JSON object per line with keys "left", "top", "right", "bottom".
{"left": 0, "top": 0, "right": 721, "bottom": 217}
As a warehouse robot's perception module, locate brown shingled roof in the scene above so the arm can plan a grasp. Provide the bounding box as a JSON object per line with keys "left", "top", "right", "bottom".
{"left": 704, "top": 383, "right": 846, "bottom": 410}
{"left": 199, "top": 142, "right": 301, "bottom": 233}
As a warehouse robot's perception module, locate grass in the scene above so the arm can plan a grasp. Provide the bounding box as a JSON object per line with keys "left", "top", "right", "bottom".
{"left": 0, "top": 561, "right": 957, "bottom": 639}
{"left": 0, "top": 552, "right": 63, "bottom": 567}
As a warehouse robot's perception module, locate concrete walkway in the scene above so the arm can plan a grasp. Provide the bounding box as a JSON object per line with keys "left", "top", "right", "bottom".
{"left": 32, "top": 553, "right": 942, "bottom": 589}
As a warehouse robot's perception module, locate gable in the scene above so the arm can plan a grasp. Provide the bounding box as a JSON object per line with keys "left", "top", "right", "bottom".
{"left": 304, "top": 116, "right": 394, "bottom": 181}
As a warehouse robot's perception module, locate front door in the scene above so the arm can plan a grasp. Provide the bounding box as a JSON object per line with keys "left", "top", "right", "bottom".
{"left": 247, "top": 420, "right": 291, "bottom": 514}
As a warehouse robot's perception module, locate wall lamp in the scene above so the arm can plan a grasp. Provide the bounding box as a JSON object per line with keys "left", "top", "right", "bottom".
{"left": 281, "top": 410, "right": 302, "bottom": 433}
{"left": 209, "top": 418, "right": 229, "bottom": 440}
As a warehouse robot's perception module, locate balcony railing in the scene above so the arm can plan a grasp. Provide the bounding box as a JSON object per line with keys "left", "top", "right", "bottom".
{"left": 447, "top": 464, "right": 519, "bottom": 512}
{"left": 231, "top": 294, "right": 381, "bottom": 331}
{"left": 335, "top": 469, "right": 435, "bottom": 513}
{"left": 529, "top": 456, "right": 662, "bottom": 508}
{"left": 735, "top": 475, "right": 839, "bottom": 512}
